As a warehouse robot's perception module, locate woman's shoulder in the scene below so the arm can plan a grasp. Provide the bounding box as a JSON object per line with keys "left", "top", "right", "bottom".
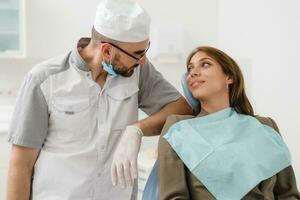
{"left": 254, "top": 115, "right": 280, "bottom": 133}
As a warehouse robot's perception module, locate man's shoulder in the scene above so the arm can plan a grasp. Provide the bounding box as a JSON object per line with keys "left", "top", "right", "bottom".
{"left": 29, "top": 51, "right": 72, "bottom": 84}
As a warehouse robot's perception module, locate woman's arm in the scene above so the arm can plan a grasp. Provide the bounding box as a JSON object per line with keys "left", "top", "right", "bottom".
{"left": 267, "top": 118, "right": 300, "bottom": 199}
{"left": 158, "top": 115, "right": 191, "bottom": 200}
{"left": 273, "top": 166, "right": 300, "bottom": 199}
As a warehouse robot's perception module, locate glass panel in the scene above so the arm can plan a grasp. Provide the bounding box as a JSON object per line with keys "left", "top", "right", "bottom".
{"left": 0, "top": 0, "right": 22, "bottom": 55}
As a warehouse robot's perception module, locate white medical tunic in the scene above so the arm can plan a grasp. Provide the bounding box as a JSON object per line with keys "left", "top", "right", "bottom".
{"left": 8, "top": 38, "right": 181, "bottom": 200}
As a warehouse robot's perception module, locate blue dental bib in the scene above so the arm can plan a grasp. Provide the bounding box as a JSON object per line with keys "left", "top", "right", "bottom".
{"left": 164, "top": 108, "right": 291, "bottom": 200}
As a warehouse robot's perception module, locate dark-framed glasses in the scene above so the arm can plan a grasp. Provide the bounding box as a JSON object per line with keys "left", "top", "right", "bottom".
{"left": 101, "top": 41, "right": 150, "bottom": 62}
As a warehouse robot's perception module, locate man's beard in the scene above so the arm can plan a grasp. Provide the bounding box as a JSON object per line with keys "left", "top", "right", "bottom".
{"left": 111, "top": 59, "right": 139, "bottom": 77}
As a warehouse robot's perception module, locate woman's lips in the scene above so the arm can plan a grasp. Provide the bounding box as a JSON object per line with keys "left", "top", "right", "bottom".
{"left": 190, "top": 81, "right": 205, "bottom": 88}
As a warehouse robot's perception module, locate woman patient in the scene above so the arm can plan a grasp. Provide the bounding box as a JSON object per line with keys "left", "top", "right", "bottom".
{"left": 158, "top": 46, "right": 300, "bottom": 200}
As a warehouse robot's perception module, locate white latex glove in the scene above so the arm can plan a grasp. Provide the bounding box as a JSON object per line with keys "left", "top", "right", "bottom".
{"left": 111, "top": 125, "right": 143, "bottom": 188}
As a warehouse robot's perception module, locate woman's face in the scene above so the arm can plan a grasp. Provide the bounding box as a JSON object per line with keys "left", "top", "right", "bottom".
{"left": 186, "top": 51, "right": 232, "bottom": 101}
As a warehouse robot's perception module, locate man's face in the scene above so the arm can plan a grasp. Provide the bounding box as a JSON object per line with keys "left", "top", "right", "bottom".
{"left": 110, "top": 53, "right": 138, "bottom": 77}
{"left": 109, "top": 39, "right": 150, "bottom": 77}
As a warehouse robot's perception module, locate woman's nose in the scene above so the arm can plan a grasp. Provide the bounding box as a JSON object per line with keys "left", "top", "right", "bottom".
{"left": 188, "top": 68, "right": 200, "bottom": 78}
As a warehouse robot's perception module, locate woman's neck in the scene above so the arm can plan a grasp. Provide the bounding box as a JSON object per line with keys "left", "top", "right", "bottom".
{"left": 200, "top": 93, "right": 230, "bottom": 114}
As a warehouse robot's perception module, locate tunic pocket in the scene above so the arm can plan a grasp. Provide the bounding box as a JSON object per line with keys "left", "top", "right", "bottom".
{"left": 51, "top": 96, "right": 91, "bottom": 141}
{"left": 106, "top": 83, "right": 139, "bottom": 130}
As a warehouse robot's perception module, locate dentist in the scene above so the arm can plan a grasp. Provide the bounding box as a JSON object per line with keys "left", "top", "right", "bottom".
{"left": 7, "top": 0, "right": 192, "bottom": 199}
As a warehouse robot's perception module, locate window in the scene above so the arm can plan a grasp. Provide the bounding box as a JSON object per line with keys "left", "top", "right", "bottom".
{"left": 0, "top": 0, "right": 25, "bottom": 57}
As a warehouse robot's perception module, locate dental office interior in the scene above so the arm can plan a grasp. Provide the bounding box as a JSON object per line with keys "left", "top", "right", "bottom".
{"left": 1, "top": 0, "right": 300, "bottom": 198}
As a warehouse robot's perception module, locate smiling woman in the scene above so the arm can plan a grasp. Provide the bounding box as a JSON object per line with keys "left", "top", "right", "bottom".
{"left": 158, "top": 46, "right": 300, "bottom": 200}
{"left": 185, "top": 46, "right": 253, "bottom": 115}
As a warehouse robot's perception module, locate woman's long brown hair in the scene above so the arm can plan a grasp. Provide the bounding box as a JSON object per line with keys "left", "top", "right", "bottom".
{"left": 186, "top": 46, "right": 254, "bottom": 116}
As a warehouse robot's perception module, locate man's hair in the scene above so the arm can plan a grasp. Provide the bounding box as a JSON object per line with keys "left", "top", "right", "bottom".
{"left": 91, "top": 26, "right": 125, "bottom": 47}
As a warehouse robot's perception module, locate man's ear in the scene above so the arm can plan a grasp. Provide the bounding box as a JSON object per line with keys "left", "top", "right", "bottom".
{"left": 100, "top": 43, "right": 112, "bottom": 61}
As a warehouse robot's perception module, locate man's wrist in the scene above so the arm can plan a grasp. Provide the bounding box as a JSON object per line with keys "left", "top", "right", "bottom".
{"left": 127, "top": 124, "right": 144, "bottom": 137}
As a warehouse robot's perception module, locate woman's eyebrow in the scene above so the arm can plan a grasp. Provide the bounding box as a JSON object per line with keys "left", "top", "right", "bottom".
{"left": 197, "top": 57, "right": 212, "bottom": 62}
{"left": 190, "top": 57, "right": 212, "bottom": 65}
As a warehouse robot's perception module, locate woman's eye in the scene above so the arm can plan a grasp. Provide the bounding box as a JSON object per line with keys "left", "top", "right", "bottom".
{"left": 187, "top": 66, "right": 193, "bottom": 72}
{"left": 202, "top": 62, "right": 211, "bottom": 68}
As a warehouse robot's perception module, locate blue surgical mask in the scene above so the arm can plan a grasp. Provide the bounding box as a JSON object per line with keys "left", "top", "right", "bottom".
{"left": 102, "top": 61, "right": 117, "bottom": 77}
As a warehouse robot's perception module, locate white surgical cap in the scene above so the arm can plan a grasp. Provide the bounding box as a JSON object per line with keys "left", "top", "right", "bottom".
{"left": 94, "top": 0, "right": 150, "bottom": 43}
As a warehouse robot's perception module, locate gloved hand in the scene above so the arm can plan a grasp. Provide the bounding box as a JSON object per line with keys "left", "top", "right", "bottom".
{"left": 111, "top": 125, "right": 143, "bottom": 188}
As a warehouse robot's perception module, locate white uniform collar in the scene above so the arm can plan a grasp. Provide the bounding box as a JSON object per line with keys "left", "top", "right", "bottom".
{"left": 70, "top": 38, "right": 92, "bottom": 72}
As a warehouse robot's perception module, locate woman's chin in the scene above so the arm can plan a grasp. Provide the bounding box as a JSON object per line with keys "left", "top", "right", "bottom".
{"left": 192, "top": 93, "right": 205, "bottom": 102}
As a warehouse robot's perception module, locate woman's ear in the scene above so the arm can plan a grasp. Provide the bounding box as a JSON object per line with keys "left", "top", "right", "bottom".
{"left": 226, "top": 76, "right": 234, "bottom": 85}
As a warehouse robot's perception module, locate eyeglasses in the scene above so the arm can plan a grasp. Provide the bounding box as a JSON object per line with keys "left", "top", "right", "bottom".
{"left": 101, "top": 41, "right": 150, "bottom": 62}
